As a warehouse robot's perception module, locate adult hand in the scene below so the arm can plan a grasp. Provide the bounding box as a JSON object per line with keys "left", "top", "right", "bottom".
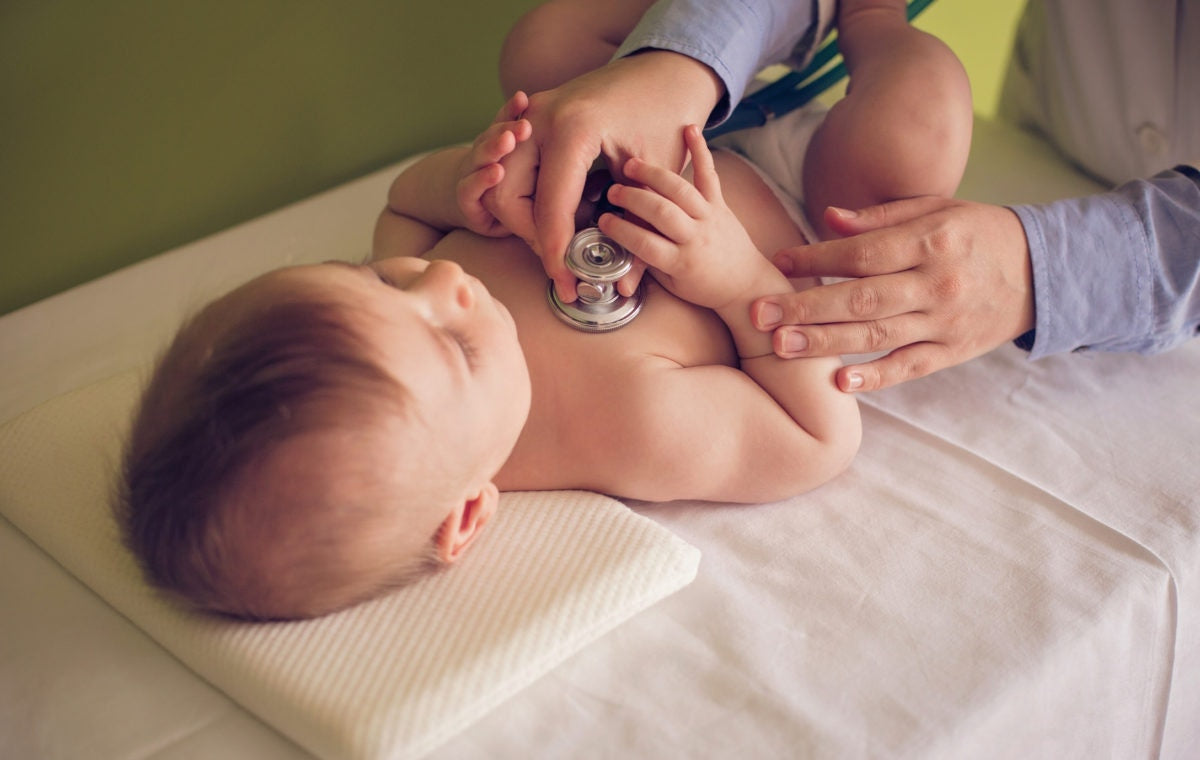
{"left": 750, "top": 196, "right": 1035, "bottom": 392}
{"left": 485, "top": 50, "right": 722, "bottom": 303}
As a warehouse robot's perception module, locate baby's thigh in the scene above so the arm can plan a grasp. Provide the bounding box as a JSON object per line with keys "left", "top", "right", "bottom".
{"left": 712, "top": 150, "right": 810, "bottom": 256}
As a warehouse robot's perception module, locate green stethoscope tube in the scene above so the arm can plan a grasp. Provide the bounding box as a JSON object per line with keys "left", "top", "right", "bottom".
{"left": 705, "top": 0, "right": 938, "bottom": 138}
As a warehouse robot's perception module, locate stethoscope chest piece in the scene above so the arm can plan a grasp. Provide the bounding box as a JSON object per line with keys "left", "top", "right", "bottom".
{"left": 547, "top": 227, "right": 645, "bottom": 332}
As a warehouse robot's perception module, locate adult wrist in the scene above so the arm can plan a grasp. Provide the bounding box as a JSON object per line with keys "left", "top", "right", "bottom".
{"left": 617, "top": 49, "right": 723, "bottom": 126}
{"left": 1009, "top": 190, "right": 1154, "bottom": 359}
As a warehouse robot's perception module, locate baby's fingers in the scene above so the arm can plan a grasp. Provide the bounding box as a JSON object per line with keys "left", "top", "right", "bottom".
{"left": 621, "top": 156, "right": 707, "bottom": 219}
{"left": 470, "top": 121, "right": 531, "bottom": 170}
{"left": 682, "top": 124, "right": 720, "bottom": 200}
{"left": 606, "top": 183, "right": 696, "bottom": 243}
{"left": 458, "top": 164, "right": 506, "bottom": 231}
{"left": 494, "top": 90, "right": 530, "bottom": 122}
{"left": 616, "top": 256, "right": 647, "bottom": 297}
{"left": 460, "top": 163, "right": 505, "bottom": 201}
{"left": 598, "top": 211, "right": 681, "bottom": 275}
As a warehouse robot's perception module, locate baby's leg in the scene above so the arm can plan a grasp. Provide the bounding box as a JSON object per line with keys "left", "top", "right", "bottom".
{"left": 801, "top": 0, "right": 973, "bottom": 239}
{"left": 500, "top": 0, "right": 659, "bottom": 95}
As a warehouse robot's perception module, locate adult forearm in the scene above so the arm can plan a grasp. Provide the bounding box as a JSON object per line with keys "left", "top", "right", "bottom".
{"left": 1014, "top": 167, "right": 1200, "bottom": 358}
{"left": 613, "top": 0, "right": 823, "bottom": 123}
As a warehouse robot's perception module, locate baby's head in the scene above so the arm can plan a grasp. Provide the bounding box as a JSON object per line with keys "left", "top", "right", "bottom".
{"left": 118, "top": 257, "right": 531, "bottom": 620}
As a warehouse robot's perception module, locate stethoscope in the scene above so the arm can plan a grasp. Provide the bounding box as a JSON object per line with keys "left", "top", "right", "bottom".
{"left": 547, "top": 226, "right": 644, "bottom": 332}
{"left": 548, "top": 0, "right": 936, "bottom": 332}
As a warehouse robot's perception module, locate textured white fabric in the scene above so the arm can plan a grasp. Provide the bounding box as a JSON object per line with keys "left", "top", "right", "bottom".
{"left": 424, "top": 116, "right": 1200, "bottom": 760}
{"left": 861, "top": 341, "right": 1200, "bottom": 759}
{"left": 0, "top": 369, "right": 699, "bottom": 760}
{"left": 2, "top": 116, "right": 1199, "bottom": 759}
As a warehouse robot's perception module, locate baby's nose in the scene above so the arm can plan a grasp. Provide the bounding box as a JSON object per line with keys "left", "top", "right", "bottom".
{"left": 426, "top": 259, "right": 474, "bottom": 310}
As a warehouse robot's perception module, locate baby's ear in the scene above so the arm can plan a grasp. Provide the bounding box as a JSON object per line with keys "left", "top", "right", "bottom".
{"left": 435, "top": 482, "right": 499, "bottom": 563}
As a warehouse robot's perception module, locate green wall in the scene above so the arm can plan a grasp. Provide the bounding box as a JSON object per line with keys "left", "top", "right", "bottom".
{"left": 1, "top": 0, "right": 1026, "bottom": 316}
{"left": 1, "top": 1, "right": 540, "bottom": 314}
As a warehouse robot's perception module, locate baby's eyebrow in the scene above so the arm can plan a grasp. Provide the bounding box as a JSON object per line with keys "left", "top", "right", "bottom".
{"left": 322, "top": 259, "right": 381, "bottom": 281}
{"left": 324, "top": 257, "right": 467, "bottom": 376}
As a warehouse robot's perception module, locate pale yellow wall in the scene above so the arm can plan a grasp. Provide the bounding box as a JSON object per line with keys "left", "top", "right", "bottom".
{"left": 913, "top": 0, "right": 1028, "bottom": 117}
{"left": 814, "top": 1, "right": 1028, "bottom": 116}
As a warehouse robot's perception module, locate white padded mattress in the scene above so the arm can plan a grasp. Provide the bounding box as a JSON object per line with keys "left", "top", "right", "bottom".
{"left": 2, "top": 116, "right": 1198, "bottom": 759}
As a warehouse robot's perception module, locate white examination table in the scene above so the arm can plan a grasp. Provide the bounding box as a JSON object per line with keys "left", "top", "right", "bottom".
{"left": 1, "top": 116, "right": 1198, "bottom": 760}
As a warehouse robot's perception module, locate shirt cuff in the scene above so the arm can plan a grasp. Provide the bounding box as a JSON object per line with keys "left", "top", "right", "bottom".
{"left": 1010, "top": 195, "right": 1153, "bottom": 360}
{"left": 613, "top": 0, "right": 823, "bottom": 126}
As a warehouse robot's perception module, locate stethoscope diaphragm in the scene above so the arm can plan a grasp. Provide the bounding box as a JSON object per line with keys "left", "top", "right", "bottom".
{"left": 547, "top": 227, "right": 645, "bottom": 332}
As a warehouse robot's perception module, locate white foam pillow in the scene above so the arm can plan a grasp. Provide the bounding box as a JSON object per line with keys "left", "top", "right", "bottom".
{"left": 0, "top": 368, "right": 700, "bottom": 760}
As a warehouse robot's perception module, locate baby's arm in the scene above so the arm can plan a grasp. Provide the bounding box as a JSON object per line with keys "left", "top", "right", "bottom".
{"left": 802, "top": 0, "right": 973, "bottom": 239}
{"left": 598, "top": 126, "right": 861, "bottom": 501}
{"left": 372, "top": 93, "right": 531, "bottom": 260}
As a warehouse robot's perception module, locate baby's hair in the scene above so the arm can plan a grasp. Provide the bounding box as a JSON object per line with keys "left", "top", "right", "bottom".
{"left": 117, "top": 291, "right": 439, "bottom": 620}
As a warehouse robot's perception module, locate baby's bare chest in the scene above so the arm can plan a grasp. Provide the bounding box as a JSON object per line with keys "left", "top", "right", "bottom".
{"left": 440, "top": 233, "right": 736, "bottom": 374}
{"left": 444, "top": 236, "right": 735, "bottom": 489}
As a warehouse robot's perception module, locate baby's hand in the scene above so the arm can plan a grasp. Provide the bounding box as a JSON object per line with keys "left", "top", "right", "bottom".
{"left": 597, "top": 125, "right": 768, "bottom": 311}
{"left": 457, "top": 91, "right": 532, "bottom": 238}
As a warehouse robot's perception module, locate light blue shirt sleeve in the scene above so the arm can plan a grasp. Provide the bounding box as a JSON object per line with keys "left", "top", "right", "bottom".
{"left": 1011, "top": 167, "right": 1200, "bottom": 359}
{"left": 613, "top": 0, "right": 819, "bottom": 125}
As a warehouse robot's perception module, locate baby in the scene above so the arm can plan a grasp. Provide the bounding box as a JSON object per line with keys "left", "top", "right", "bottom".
{"left": 118, "top": 0, "right": 971, "bottom": 620}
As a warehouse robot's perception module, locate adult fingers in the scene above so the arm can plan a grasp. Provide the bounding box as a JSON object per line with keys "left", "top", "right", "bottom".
{"left": 752, "top": 273, "right": 921, "bottom": 330}
{"left": 532, "top": 131, "right": 599, "bottom": 269}
{"left": 771, "top": 312, "right": 931, "bottom": 359}
{"left": 775, "top": 196, "right": 958, "bottom": 279}
{"left": 773, "top": 231, "right": 916, "bottom": 280}
{"left": 820, "top": 195, "right": 957, "bottom": 238}
{"left": 835, "top": 342, "right": 951, "bottom": 393}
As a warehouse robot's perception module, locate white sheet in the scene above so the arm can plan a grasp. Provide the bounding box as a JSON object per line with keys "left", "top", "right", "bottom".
{"left": 2, "top": 116, "right": 1198, "bottom": 759}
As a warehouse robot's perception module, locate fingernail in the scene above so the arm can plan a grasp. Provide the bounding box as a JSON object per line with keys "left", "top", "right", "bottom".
{"left": 844, "top": 371, "right": 864, "bottom": 391}
{"left": 772, "top": 253, "right": 794, "bottom": 276}
{"left": 756, "top": 302, "right": 783, "bottom": 328}
{"left": 830, "top": 206, "right": 858, "bottom": 219}
{"left": 782, "top": 330, "right": 808, "bottom": 353}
